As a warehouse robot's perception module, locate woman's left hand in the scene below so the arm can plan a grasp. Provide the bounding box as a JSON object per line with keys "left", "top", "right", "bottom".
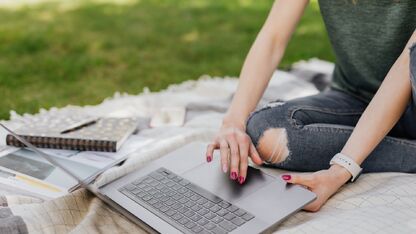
{"left": 281, "top": 165, "right": 352, "bottom": 212}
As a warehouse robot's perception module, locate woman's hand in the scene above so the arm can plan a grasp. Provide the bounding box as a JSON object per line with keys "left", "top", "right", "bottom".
{"left": 205, "top": 123, "right": 263, "bottom": 184}
{"left": 281, "top": 165, "right": 352, "bottom": 212}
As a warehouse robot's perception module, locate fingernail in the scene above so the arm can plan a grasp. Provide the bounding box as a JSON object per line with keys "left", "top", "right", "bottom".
{"left": 230, "top": 171, "right": 237, "bottom": 180}
{"left": 206, "top": 156, "right": 212, "bottom": 162}
{"left": 281, "top": 175, "right": 291, "bottom": 181}
{"left": 222, "top": 165, "right": 228, "bottom": 173}
{"left": 238, "top": 176, "right": 245, "bottom": 184}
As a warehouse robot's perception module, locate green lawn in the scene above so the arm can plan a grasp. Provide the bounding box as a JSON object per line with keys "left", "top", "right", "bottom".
{"left": 0, "top": 0, "right": 334, "bottom": 120}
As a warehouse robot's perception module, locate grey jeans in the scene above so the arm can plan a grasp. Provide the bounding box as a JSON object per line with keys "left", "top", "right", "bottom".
{"left": 246, "top": 45, "right": 416, "bottom": 173}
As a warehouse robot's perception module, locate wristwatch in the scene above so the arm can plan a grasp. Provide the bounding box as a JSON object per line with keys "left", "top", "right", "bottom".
{"left": 329, "top": 153, "right": 363, "bottom": 182}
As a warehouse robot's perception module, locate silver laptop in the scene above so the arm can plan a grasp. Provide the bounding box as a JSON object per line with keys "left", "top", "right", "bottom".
{"left": 2, "top": 123, "right": 316, "bottom": 234}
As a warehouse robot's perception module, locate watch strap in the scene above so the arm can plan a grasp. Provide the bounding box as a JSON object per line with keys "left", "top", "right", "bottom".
{"left": 329, "top": 153, "right": 363, "bottom": 182}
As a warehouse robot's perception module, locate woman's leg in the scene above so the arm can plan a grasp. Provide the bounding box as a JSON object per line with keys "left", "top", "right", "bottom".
{"left": 246, "top": 88, "right": 416, "bottom": 173}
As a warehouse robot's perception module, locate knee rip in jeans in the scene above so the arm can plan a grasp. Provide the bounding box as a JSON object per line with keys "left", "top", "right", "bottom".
{"left": 257, "top": 128, "right": 290, "bottom": 164}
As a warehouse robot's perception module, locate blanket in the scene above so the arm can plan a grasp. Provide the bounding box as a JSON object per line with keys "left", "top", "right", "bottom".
{"left": 1, "top": 59, "right": 416, "bottom": 234}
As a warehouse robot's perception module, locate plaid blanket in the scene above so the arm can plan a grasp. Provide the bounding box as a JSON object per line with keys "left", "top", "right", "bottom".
{"left": 2, "top": 59, "right": 416, "bottom": 234}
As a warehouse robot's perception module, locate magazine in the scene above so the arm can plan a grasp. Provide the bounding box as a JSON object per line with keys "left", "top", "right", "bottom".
{"left": 0, "top": 135, "right": 154, "bottom": 199}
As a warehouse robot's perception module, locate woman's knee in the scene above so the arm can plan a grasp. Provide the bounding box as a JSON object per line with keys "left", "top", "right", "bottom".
{"left": 246, "top": 104, "right": 291, "bottom": 163}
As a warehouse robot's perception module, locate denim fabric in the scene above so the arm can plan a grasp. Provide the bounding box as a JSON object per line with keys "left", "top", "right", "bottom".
{"left": 246, "top": 45, "right": 416, "bottom": 173}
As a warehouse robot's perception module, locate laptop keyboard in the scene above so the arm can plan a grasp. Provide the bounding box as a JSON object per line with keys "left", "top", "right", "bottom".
{"left": 118, "top": 167, "right": 255, "bottom": 234}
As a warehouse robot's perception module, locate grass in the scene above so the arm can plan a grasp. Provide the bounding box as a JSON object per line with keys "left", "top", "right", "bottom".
{"left": 0, "top": 0, "right": 334, "bottom": 120}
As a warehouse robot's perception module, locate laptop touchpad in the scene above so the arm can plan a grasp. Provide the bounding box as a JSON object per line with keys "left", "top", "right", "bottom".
{"left": 182, "top": 161, "right": 274, "bottom": 202}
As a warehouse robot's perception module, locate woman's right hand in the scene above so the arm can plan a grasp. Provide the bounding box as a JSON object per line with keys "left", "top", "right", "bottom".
{"left": 205, "top": 123, "right": 263, "bottom": 184}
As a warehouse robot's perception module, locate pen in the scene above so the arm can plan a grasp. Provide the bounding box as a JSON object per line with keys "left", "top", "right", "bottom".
{"left": 60, "top": 117, "right": 100, "bottom": 134}
{"left": 0, "top": 168, "right": 62, "bottom": 193}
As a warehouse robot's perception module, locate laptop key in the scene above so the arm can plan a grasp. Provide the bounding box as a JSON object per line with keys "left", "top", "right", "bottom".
{"left": 179, "top": 207, "right": 189, "bottom": 214}
{"left": 184, "top": 210, "right": 195, "bottom": 218}
{"left": 191, "top": 225, "right": 203, "bottom": 233}
{"left": 165, "top": 210, "right": 176, "bottom": 217}
{"left": 164, "top": 199, "right": 175, "bottom": 206}
{"left": 153, "top": 202, "right": 163, "bottom": 209}
{"left": 158, "top": 196, "right": 168, "bottom": 202}
{"left": 219, "top": 220, "right": 237, "bottom": 232}
{"left": 197, "top": 218, "right": 208, "bottom": 226}
{"left": 204, "top": 212, "right": 216, "bottom": 220}
{"left": 219, "top": 201, "right": 231, "bottom": 209}
{"left": 161, "top": 178, "right": 170, "bottom": 184}
{"left": 227, "top": 205, "right": 238, "bottom": 213}
{"left": 143, "top": 186, "right": 152, "bottom": 192}
{"left": 137, "top": 183, "right": 147, "bottom": 189}
{"left": 167, "top": 191, "right": 177, "bottom": 197}
{"left": 150, "top": 172, "right": 164, "bottom": 181}
{"left": 132, "top": 188, "right": 141, "bottom": 195}
{"left": 179, "top": 197, "right": 189, "bottom": 204}
{"left": 185, "top": 201, "right": 196, "bottom": 208}
{"left": 171, "top": 203, "right": 182, "bottom": 210}
{"left": 203, "top": 222, "right": 216, "bottom": 230}
{"left": 210, "top": 205, "right": 221, "bottom": 213}
{"left": 197, "top": 197, "right": 208, "bottom": 205}
{"left": 148, "top": 199, "right": 158, "bottom": 205}
{"left": 124, "top": 184, "right": 136, "bottom": 191}
{"left": 173, "top": 194, "right": 182, "bottom": 200}
{"left": 197, "top": 208, "right": 209, "bottom": 216}
{"left": 167, "top": 181, "right": 176, "bottom": 187}
{"left": 224, "top": 213, "right": 236, "bottom": 221}
{"left": 179, "top": 180, "right": 190, "bottom": 186}
{"left": 231, "top": 217, "right": 245, "bottom": 226}
{"left": 178, "top": 187, "right": 188, "bottom": 194}
{"left": 132, "top": 179, "right": 144, "bottom": 185}
{"left": 203, "top": 201, "right": 214, "bottom": 209}
{"left": 142, "top": 195, "right": 152, "bottom": 201}
{"left": 191, "top": 194, "right": 201, "bottom": 201}
{"left": 241, "top": 213, "right": 254, "bottom": 221}
{"left": 185, "top": 221, "right": 196, "bottom": 229}
{"left": 234, "top": 209, "right": 246, "bottom": 217}
{"left": 217, "top": 209, "right": 228, "bottom": 216}
{"left": 191, "top": 205, "right": 202, "bottom": 211}
{"left": 212, "top": 216, "right": 224, "bottom": 224}
{"left": 211, "top": 226, "right": 228, "bottom": 234}
{"left": 178, "top": 217, "right": 190, "bottom": 225}
{"left": 172, "top": 184, "right": 182, "bottom": 190}
{"left": 159, "top": 206, "right": 169, "bottom": 212}
{"left": 190, "top": 214, "right": 202, "bottom": 222}
{"left": 172, "top": 213, "right": 183, "bottom": 221}
{"left": 147, "top": 189, "right": 157, "bottom": 196}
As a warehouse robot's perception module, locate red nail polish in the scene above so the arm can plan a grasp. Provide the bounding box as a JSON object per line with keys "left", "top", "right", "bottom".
{"left": 238, "top": 176, "right": 245, "bottom": 184}
{"left": 207, "top": 156, "right": 212, "bottom": 162}
{"left": 230, "top": 172, "right": 237, "bottom": 180}
{"left": 282, "top": 175, "right": 291, "bottom": 180}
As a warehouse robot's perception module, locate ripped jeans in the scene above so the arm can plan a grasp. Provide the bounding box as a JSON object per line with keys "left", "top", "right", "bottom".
{"left": 246, "top": 45, "right": 416, "bottom": 173}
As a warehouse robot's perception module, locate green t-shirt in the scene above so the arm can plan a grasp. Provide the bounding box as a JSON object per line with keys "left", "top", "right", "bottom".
{"left": 318, "top": 0, "right": 416, "bottom": 102}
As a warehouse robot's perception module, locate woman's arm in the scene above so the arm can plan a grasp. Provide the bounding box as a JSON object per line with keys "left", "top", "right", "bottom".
{"left": 340, "top": 31, "right": 416, "bottom": 166}
{"left": 206, "top": 0, "right": 310, "bottom": 183}
{"left": 284, "top": 30, "right": 416, "bottom": 212}
{"left": 223, "top": 0, "right": 310, "bottom": 128}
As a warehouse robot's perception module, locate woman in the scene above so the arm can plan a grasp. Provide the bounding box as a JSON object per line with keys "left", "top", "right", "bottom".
{"left": 205, "top": 0, "right": 416, "bottom": 212}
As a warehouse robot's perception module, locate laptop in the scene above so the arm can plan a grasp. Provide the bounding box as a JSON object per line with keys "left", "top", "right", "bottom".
{"left": 1, "top": 123, "right": 316, "bottom": 234}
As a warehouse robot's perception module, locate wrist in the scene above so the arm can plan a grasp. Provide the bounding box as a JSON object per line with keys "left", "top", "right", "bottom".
{"left": 329, "top": 164, "right": 352, "bottom": 185}
{"left": 222, "top": 115, "right": 247, "bottom": 130}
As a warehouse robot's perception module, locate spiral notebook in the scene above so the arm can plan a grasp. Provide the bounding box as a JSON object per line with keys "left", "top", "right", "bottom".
{"left": 6, "top": 117, "right": 138, "bottom": 152}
